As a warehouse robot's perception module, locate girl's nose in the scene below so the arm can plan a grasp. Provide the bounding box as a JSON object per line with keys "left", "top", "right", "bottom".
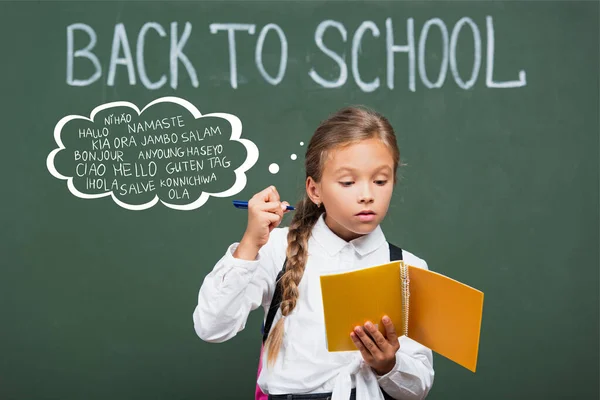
{"left": 359, "top": 185, "right": 374, "bottom": 204}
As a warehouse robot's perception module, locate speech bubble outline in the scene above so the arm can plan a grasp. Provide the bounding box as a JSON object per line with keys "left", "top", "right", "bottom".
{"left": 46, "top": 96, "right": 259, "bottom": 211}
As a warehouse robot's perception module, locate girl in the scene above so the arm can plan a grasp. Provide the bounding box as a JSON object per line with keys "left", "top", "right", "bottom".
{"left": 193, "top": 106, "right": 434, "bottom": 400}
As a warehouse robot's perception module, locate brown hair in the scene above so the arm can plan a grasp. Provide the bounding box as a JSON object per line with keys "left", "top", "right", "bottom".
{"left": 264, "top": 106, "right": 401, "bottom": 367}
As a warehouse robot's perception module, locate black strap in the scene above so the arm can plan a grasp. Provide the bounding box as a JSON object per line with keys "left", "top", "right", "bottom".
{"left": 262, "top": 258, "right": 287, "bottom": 343}
{"left": 262, "top": 242, "right": 403, "bottom": 343}
{"left": 388, "top": 242, "right": 403, "bottom": 262}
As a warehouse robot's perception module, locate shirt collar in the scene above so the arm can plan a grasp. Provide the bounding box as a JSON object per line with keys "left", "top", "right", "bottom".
{"left": 311, "top": 213, "right": 387, "bottom": 257}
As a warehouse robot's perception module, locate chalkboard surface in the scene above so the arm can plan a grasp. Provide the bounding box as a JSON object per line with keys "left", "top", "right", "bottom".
{"left": 1, "top": 1, "right": 598, "bottom": 399}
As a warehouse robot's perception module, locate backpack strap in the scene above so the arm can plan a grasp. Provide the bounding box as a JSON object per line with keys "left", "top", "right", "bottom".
{"left": 262, "top": 242, "right": 403, "bottom": 343}
{"left": 262, "top": 258, "right": 287, "bottom": 344}
{"left": 388, "top": 242, "right": 403, "bottom": 261}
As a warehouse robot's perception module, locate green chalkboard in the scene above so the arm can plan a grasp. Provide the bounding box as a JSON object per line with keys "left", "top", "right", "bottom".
{"left": 1, "top": 1, "right": 598, "bottom": 399}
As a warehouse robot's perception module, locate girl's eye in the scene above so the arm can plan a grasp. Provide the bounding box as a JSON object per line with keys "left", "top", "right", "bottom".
{"left": 375, "top": 180, "right": 388, "bottom": 186}
{"left": 339, "top": 181, "right": 354, "bottom": 187}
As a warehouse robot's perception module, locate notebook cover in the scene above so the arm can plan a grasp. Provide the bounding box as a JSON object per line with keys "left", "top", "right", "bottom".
{"left": 407, "top": 265, "right": 484, "bottom": 372}
{"left": 319, "top": 261, "right": 405, "bottom": 352}
{"left": 319, "top": 262, "right": 484, "bottom": 372}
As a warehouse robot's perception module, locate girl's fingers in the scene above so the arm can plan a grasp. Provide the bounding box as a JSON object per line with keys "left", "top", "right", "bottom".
{"left": 248, "top": 187, "right": 289, "bottom": 232}
{"left": 364, "top": 321, "right": 390, "bottom": 351}
{"left": 353, "top": 325, "right": 382, "bottom": 358}
{"left": 253, "top": 186, "right": 273, "bottom": 202}
{"left": 260, "top": 201, "right": 284, "bottom": 212}
{"left": 261, "top": 201, "right": 292, "bottom": 219}
{"left": 263, "top": 185, "right": 280, "bottom": 203}
{"left": 252, "top": 185, "right": 280, "bottom": 204}
{"left": 260, "top": 201, "right": 285, "bottom": 222}
{"left": 382, "top": 316, "right": 399, "bottom": 346}
{"left": 265, "top": 211, "right": 282, "bottom": 226}
{"left": 350, "top": 331, "right": 372, "bottom": 360}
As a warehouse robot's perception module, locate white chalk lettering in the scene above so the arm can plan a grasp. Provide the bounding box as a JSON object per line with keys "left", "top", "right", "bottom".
{"left": 450, "top": 17, "right": 481, "bottom": 89}
{"left": 199, "top": 144, "right": 223, "bottom": 156}
{"left": 160, "top": 173, "right": 218, "bottom": 187}
{"left": 74, "top": 150, "right": 123, "bottom": 162}
{"left": 386, "top": 18, "right": 416, "bottom": 91}
{"left": 165, "top": 160, "right": 204, "bottom": 174}
{"left": 209, "top": 23, "right": 256, "bottom": 89}
{"left": 113, "top": 136, "right": 137, "bottom": 148}
{"left": 138, "top": 22, "right": 168, "bottom": 90}
{"left": 180, "top": 126, "right": 221, "bottom": 142}
{"left": 255, "top": 24, "right": 288, "bottom": 85}
{"left": 66, "top": 23, "right": 101, "bottom": 86}
{"left": 107, "top": 23, "right": 136, "bottom": 86}
{"left": 134, "top": 162, "right": 157, "bottom": 177}
{"left": 85, "top": 178, "right": 110, "bottom": 191}
{"left": 140, "top": 133, "right": 179, "bottom": 146}
{"left": 76, "top": 162, "right": 106, "bottom": 177}
{"left": 113, "top": 162, "right": 132, "bottom": 177}
{"left": 79, "top": 127, "right": 109, "bottom": 139}
{"left": 127, "top": 116, "right": 185, "bottom": 133}
{"left": 352, "top": 21, "right": 381, "bottom": 93}
{"left": 91, "top": 138, "right": 110, "bottom": 150}
{"left": 418, "top": 18, "right": 449, "bottom": 89}
{"left": 119, "top": 180, "right": 156, "bottom": 196}
{"left": 138, "top": 147, "right": 186, "bottom": 160}
{"left": 64, "top": 17, "right": 526, "bottom": 92}
{"left": 309, "top": 20, "right": 348, "bottom": 88}
{"left": 168, "top": 188, "right": 190, "bottom": 200}
{"left": 171, "top": 22, "right": 199, "bottom": 89}
{"left": 104, "top": 113, "right": 132, "bottom": 125}
{"left": 208, "top": 156, "right": 230, "bottom": 169}
{"left": 485, "top": 16, "right": 526, "bottom": 88}
{"left": 186, "top": 146, "right": 200, "bottom": 157}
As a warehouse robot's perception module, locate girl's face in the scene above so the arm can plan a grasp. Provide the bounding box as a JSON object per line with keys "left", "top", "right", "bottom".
{"left": 307, "top": 138, "right": 395, "bottom": 241}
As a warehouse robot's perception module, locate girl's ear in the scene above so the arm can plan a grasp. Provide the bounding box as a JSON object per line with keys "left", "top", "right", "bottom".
{"left": 306, "top": 177, "right": 322, "bottom": 206}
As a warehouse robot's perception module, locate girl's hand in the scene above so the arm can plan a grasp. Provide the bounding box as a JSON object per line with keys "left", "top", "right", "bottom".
{"left": 350, "top": 315, "right": 400, "bottom": 376}
{"left": 234, "top": 186, "right": 290, "bottom": 260}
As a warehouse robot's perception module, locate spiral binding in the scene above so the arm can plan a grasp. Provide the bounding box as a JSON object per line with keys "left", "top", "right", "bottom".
{"left": 400, "top": 261, "right": 410, "bottom": 337}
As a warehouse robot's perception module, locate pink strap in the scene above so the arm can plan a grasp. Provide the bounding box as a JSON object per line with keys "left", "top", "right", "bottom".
{"left": 255, "top": 343, "right": 268, "bottom": 400}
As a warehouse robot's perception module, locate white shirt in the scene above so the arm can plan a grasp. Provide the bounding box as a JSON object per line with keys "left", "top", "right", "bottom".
{"left": 193, "top": 214, "right": 434, "bottom": 399}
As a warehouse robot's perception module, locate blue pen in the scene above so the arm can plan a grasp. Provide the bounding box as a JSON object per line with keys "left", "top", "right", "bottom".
{"left": 232, "top": 200, "right": 295, "bottom": 211}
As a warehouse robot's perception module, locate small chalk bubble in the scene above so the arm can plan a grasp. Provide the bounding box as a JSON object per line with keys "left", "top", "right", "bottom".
{"left": 291, "top": 154, "right": 297, "bottom": 160}
{"left": 269, "top": 163, "right": 280, "bottom": 174}
{"left": 300, "top": 142, "right": 304, "bottom": 146}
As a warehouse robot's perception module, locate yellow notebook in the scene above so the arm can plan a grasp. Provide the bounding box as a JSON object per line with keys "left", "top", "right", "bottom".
{"left": 319, "top": 261, "right": 484, "bottom": 372}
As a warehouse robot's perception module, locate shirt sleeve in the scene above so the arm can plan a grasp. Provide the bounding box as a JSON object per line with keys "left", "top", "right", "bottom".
{"left": 376, "top": 257, "right": 435, "bottom": 400}
{"left": 376, "top": 337, "right": 435, "bottom": 400}
{"left": 192, "top": 228, "right": 287, "bottom": 343}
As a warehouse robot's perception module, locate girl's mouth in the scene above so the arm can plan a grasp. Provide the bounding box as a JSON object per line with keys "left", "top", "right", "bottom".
{"left": 356, "top": 210, "right": 376, "bottom": 222}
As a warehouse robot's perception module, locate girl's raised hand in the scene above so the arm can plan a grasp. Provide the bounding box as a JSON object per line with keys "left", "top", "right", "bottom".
{"left": 234, "top": 186, "right": 290, "bottom": 260}
{"left": 350, "top": 315, "right": 400, "bottom": 376}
